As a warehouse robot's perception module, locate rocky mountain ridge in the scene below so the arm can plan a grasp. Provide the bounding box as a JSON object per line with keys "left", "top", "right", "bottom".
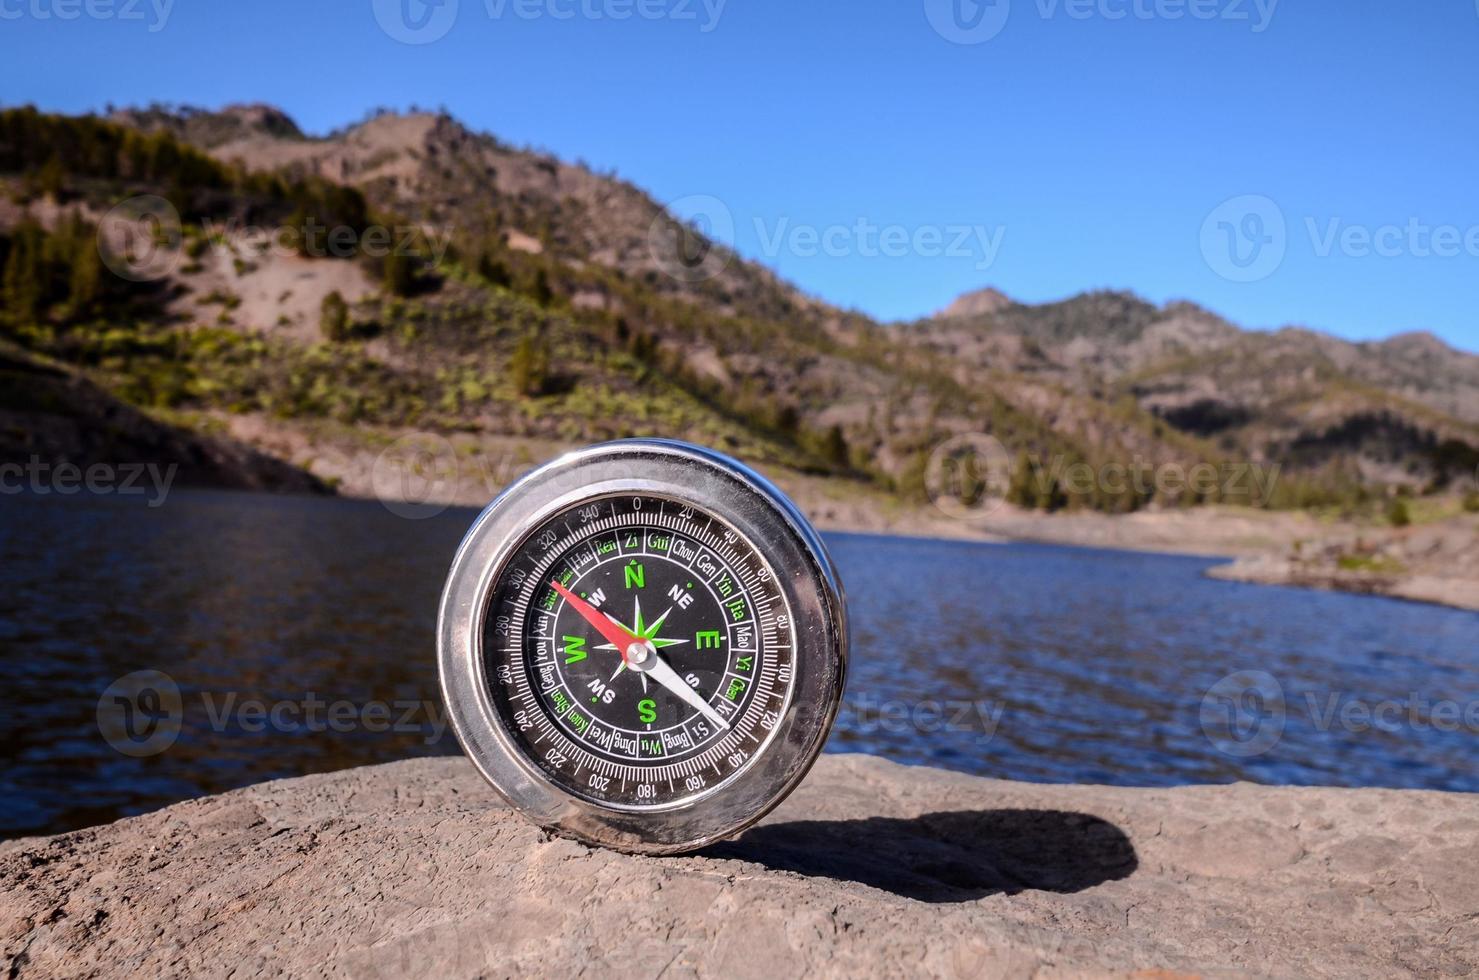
{"left": 2, "top": 102, "right": 1476, "bottom": 513}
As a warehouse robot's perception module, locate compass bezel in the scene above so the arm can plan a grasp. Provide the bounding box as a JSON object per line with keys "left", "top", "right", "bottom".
{"left": 438, "top": 439, "right": 848, "bottom": 854}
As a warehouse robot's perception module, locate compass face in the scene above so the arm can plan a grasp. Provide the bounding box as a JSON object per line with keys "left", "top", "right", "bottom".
{"left": 482, "top": 494, "right": 795, "bottom": 809}
{"left": 439, "top": 440, "right": 846, "bottom": 853}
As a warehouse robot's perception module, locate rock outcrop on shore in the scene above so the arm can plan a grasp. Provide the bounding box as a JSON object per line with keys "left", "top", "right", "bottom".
{"left": 4, "top": 755, "right": 1477, "bottom": 977}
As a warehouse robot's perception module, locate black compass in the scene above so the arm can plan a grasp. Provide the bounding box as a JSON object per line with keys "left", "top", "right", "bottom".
{"left": 438, "top": 440, "right": 848, "bottom": 853}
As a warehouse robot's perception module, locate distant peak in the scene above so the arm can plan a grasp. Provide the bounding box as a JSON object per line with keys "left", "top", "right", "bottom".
{"left": 108, "top": 101, "right": 304, "bottom": 146}
{"left": 217, "top": 103, "right": 304, "bottom": 139}
{"left": 1380, "top": 330, "right": 1452, "bottom": 356}
{"left": 937, "top": 286, "right": 1013, "bottom": 319}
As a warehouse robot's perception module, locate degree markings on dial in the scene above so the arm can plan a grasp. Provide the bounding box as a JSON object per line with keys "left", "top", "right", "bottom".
{"left": 491, "top": 498, "right": 796, "bottom": 790}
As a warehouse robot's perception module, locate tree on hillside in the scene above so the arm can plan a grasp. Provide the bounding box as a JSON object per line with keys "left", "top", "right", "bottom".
{"left": 383, "top": 251, "right": 416, "bottom": 297}
{"left": 519, "top": 266, "right": 554, "bottom": 307}
{"left": 822, "top": 424, "right": 850, "bottom": 472}
{"left": 510, "top": 334, "right": 549, "bottom": 397}
{"left": 37, "top": 154, "right": 66, "bottom": 200}
{"left": 320, "top": 290, "right": 350, "bottom": 342}
{"left": 1, "top": 225, "right": 45, "bottom": 326}
{"left": 66, "top": 239, "right": 102, "bottom": 317}
{"left": 477, "top": 250, "right": 512, "bottom": 290}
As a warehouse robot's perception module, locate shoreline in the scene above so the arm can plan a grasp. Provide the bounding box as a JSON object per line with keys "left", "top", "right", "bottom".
{"left": 5, "top": 754, "right": 1476, "bottom": 976}
{"left": 322, "top": 463, "right": 1479, "bottom": 611}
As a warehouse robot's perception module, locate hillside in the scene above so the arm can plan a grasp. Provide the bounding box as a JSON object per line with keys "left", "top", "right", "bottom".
{"left": 2, "top": 102, "right": 1477, "bottom": 523}
{"left": 911, "top": 289, "right": 1479, "bottom": 501}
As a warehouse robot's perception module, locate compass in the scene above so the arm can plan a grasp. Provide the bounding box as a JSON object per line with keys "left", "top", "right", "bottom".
{"left": 438, "top": 439, "right": 848, "bottom": 854}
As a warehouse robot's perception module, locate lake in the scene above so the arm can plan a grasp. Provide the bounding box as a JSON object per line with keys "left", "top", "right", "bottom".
{"left": 3, "top": 488, "right": 1476, "bottom": 839}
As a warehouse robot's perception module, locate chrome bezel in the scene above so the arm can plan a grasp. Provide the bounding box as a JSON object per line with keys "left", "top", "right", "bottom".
{"left": 437, "top": 439, "right": 848, "bottom": 854}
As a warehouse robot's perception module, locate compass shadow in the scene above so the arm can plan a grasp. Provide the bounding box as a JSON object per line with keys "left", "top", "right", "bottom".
{"left": 705, "top": 809, "right": 1138, "bottom": 903}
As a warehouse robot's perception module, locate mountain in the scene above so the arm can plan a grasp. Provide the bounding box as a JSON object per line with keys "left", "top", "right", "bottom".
{"left": 936, "top": 286, "right": 1013, "bottom": 320}
{"left": 912, "top": 289, "right": 1479, "bottom": 490}
{"left": 1, "top": 103, "right": 1475, "bottom": 515}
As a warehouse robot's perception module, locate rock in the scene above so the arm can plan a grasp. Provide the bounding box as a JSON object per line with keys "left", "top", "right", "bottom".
{"left": 1207, "top": 553, "right": 1479, "bottom": 612}
{"left": 3, "top": 755, "right": 1476, "bottom": 977}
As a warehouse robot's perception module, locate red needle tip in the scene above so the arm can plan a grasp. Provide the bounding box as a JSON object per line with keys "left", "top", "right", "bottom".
{"left": 549, "top": 579, "right": 642, "bottom": 660}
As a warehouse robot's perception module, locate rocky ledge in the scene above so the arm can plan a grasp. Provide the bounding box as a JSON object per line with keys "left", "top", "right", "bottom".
{"left": 4, "top": 755, "right": 1477, "bottom": 977}
{"left": 1208, "top": 554, "right": 1479, "bottom": 611}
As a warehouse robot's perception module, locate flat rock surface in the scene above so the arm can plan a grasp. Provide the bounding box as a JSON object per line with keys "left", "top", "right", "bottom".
{"left": 3, "top": 754, "right": 1477, "bottom": 978}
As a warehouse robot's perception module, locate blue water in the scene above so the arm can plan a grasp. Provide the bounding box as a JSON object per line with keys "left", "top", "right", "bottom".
{"left": 2, "top": 489, "right": 1475, "bottom": 838}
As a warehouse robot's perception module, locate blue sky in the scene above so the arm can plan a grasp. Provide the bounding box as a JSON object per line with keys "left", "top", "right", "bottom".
{"left": 2, "top": 0, "right": 1476, "bottom": 350}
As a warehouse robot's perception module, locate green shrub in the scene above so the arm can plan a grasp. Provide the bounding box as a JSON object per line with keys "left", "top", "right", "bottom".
{"left": 510, "top": 334, "right": 549, "bottom": 397}
{"left": 320, "top": 291, "right": 350, "bottom": 342}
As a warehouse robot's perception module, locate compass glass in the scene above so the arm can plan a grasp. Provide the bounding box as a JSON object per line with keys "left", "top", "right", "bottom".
{"left": 480, "top": 493, "right": 797, "bottom": 809}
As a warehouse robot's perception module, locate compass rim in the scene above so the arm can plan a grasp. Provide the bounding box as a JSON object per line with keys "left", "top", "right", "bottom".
{"left": 437, "top": 438, "right": 848, "bottom": 854}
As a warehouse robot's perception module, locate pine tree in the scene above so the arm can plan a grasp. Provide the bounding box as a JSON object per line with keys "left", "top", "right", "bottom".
{"left": 1006, "top": 450, "right": 1037, "bottom": 508}
{"left": 823, "top": 424, "right": 849, "bottom": 471}
{"left": 320, "top": 290, "right": 350, "bottom": 342}
{"left": 383, "top": 251, "right": 416, "bottom": 297}
{"left": 37, "top": 154, "right": 65, "bottom": 200}
{"left": 67, "top": 237, "right": 102, "bottom": 317}
{"left": 510, "top": 334, "right": 549, "bottom": 397}
{"left": 2, "top": 226, "right": 44, "bottom": 326}
{"left": 477, "top": 250, "right": 511, "bottom": 289}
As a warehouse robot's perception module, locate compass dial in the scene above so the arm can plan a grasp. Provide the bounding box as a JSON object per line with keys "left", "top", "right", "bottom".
{"left": 439, "top": 439, "right": 847, "bottom": 854}
{"left": 483, "top": 494, "right": 795, "bottom": 809}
